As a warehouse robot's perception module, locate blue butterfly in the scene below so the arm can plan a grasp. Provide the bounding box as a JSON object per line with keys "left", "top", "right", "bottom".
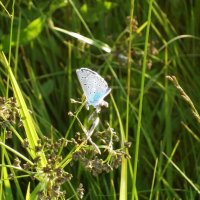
{"left": 76, "top": 68, "right": 111, "bottom": 109}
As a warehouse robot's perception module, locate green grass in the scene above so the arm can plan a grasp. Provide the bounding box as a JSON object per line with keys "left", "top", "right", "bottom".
{"left": 0, "top": 0, "right": 200, "bottom": 199}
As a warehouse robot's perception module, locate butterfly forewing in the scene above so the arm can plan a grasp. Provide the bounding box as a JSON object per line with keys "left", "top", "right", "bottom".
{"left": 76, "top": 68, "right": 111, "bottom": 107}
{"left": 76, "top": 68, "right": 96, "bottom": 100}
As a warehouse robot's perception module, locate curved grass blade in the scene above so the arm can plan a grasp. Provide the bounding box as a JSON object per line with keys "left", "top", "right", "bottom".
{"left": 0, "top": 51, "right": 46, "bottom": 166}
{"left": 50, "top": 22, "right": 111, "bottom": 53}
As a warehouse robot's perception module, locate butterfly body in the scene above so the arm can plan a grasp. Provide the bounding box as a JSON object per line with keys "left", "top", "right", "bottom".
{"left": 76, "top": 68, "right": 111, "bottom": 109}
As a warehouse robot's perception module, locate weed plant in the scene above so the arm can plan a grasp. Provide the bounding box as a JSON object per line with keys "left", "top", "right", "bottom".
{"left": 0, "top": 0, "right": 200, "bottom": 199}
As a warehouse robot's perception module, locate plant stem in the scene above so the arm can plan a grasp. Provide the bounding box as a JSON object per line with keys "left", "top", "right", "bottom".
{"left": 132, "top": 0, "right": 154, "bottom": 199}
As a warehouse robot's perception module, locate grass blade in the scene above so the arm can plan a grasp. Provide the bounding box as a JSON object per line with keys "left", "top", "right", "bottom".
{"left": 132, "top": 0, "right": 154, "bottom": 199}
{"left": 0, "top": 51, "right": 46, "bottom": 165}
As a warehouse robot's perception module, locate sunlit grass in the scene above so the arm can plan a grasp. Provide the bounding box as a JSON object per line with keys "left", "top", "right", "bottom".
{"left": 0, "top": 0, "right": 200, "bottom": 199}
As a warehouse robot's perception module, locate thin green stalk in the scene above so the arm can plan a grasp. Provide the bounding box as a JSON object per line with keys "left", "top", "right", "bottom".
{"left": 2, "top": 1, "right": 15, "bottom": 198}
{"left": 153, "top": 141, "right": 180, "bottom": 197}
{"left": 2, "top": 149, "right": 24, "bottom": 199}
{"left": 0, "top": 131, "right": 8, "bottom": 200}
{"left": 126, "top": 0, "right": 135, "bottom": 143}
{"left": 163, "top": 152, "right": 200, "bottom": 195}
{"left": 14, "top": 10, "right": 21, "bottom": 77}
{"left": 120, "top": 0, "right": 134, "bottom": 199}
{"left": 164, "top": 46, "right": 172, "bottom": 185}
{"left": 67, "top": 42, "right": 72, "bottom": 111}
{"left": 0, "top": 1, "right": 12, "bottom": 17}
{"left": 132, "top": 0, "right": 154, "bottom": 199}
{"left": 149, "top": 158, "right": 158, "bottom": 200}
{"left": 8, "top": 0, "right": 15, "bottom": 64}
{"left": 6, "top": 0, "right": 15, "bottom": 98}
{"left": 68, "top": 0, "right": 93, "bottom": 38}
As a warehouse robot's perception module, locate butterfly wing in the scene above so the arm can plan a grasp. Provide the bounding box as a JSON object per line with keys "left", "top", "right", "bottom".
{"left": 76, "top": 68, "right": 111, "bottom": 107}
{"left": 76, "top": 68, "right": 96, "bottom": 101}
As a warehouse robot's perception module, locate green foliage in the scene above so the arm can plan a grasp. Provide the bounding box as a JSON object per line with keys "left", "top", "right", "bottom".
{"left": 0, "top": 0, "right": 200, "bottom": 199}
{"left": 1, "top": 16, "right": 46, "bottom": 51}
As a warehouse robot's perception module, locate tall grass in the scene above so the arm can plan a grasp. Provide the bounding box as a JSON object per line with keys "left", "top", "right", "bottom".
{"left": 0, "top": 0, "right": 200, "bottom": 199}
